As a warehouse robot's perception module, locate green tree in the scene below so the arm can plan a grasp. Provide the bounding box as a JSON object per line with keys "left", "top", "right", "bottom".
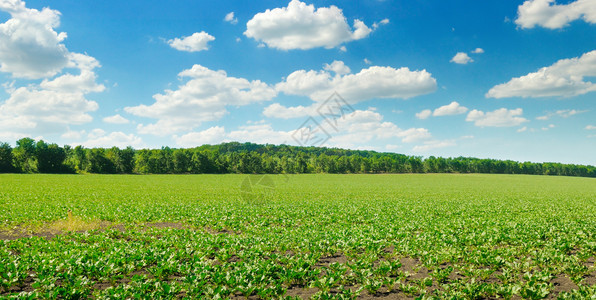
{"left": 35, "top": 140, "right": 67, "bottom": 173}
{"left": 0, "top": 142, "right": 13, "bottom": 172}
{"left": 13, "top": 137, "right": 37, "bottom": 173}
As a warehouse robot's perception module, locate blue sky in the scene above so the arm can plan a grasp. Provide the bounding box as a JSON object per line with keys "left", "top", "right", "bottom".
{"left": 0, "top": 0, "right": 595, "bottom": 165}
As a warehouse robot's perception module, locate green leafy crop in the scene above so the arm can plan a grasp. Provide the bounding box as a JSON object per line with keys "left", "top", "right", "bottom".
{"left": 0, "top": 174, "right": 595, "bottom": 299}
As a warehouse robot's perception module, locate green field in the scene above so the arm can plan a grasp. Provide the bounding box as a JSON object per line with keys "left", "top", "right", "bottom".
{"left": 1, "top": 174, "right": 595, "bottom": 299}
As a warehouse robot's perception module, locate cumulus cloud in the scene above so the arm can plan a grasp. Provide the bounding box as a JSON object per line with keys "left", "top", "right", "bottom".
{"left": 244, "top": 0, "right": 373, "bottom": 50}
{"left": 174, "top": 126, "right": 227, "bottom": 147}
{"left": 103, "top": 114, "right": 130, "bottom": 124}
{"left": 487, "top": 50, "right": 596, "bottom": 98}
{"left": 175, "top": 124, "right": 291, "bottom": 147}
{"left": 323, "top": 60, "right": 351, "bottom": 75}
{"left": 81, "top": 131, "right": 145, "bottom": 148}
{"left": 515, "top": 0, "right": 596, "bottom": 29}
{"left": 263, "top": 103, "right": 314, "bottom": 119}
{"left": 125, "top": 64, "right": 277, "bottom": 135}
{"left": 432, "top": 101, "right": 469, "bottom": 116}
{"left": 0, "top": 54, "right": 103, "bottom": 137}
{"left": 303, "top": 109, "right": 432, "bottom": 147}
{"left": 416, "top": 101, "right": 468, "bottom": 119}
{"left": 415, "top": 109, "right": 432, "bottom": 120}
{"left": 0, "top": 0, "right": 69, "bottom": 79}
{"left": 472, "top": 48, "right": 485, "bottom": 54}
{"left": 168, "top": 31, "right": 215, "bottom": 52}
{"left": 268, "top": 62, "right": 436, "bottom": 119}
{"left": 224, "top": 12, "right": 238, "bottom": 24}
{"left": 586, "top": 125, "right": 596, "bottom": 130}
{"left": 466, "top": 108, "right": 529, "bottom": 127}
{"left": 276, "top": 61, "right": 437, "bottom": 103}
{"left": 450, "top": 52, "right": 473, "bottom": 64}
{"left": 0, "top": 1, "right": 106, "bottom": 141}
{"left": 177, "top": 109, "right": 433, "bottom": 151}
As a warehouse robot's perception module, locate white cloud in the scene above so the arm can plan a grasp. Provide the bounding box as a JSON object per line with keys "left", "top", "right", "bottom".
{"left": 174, "top": 126, "right": 227, "bottom": 147}
{"left": 103, "top": 114, "right": 130, "bottom": 124}
{"left": 339, "top": 46, "right": 347, "bottom": 52}
{"left": 396, "top": 128, "right": 432, "bottom": 143}
{"left": 541, "top": 124, "right": 556, "bottom": 131}
{"left": 263, "top": 103, "right": 315, "bottom": 119}
{"left": 178, "top": 109, "right": 433, "bottom": 150}
{"left": 537, "top": 109, "right": 588, "bottom": 120}
{"left": 323, "top": 60, "right": 351, "bottom": 75}
{"left": 175, "top": 124, "right": 291, "bottom": 147}
{"left": 432, "top": 101, "right": 469, "bottom": 116}
{"left": 450, "top": 52, "right": 473, "bottom": 64}
{"left": 330, "top": 110, "right": 431, "bottom": 144}
{"left": 515, "top": 0, "right": 596, "bottom": 29}
{"left": 416, "top": 101, "right": 468, "bottom": 119}
{"left": 416, "top": 109, "right": 432, "bottom": 120}
{"left": 487, "top": 50, "right": 596, "bottom": 98}
{"left": 228, "top": 124, "right": 292, "bottom": 145}
{"left": 61, "top": 129, "right": 85, "bottom": 140}
{"left": 168, "top": 31, "right": 215, "bottom": 52}
{"left": 0, "top": 1, "right": 106, "bottom": 141}
{"left": 517, "top": 126, "right": 528, "bottom": 132}
{"left": 372, "top": 18, "right": 390, "bottom": 29}
{"left": 268, "top": 63, "right": 436, "bottom": 120}
{"left": 244, "top": 0, "right": 373, "bottom": 50}
{"left": 224, "top": 12, "right": 238, "bottom": 24}
{"left": 363, "top": 58, "right": 372, "bottom": 65}
{"left": 125, "top": 64, "right": 277, "bottom": 135}
{"left": 0, "top": 0, "right": 69, "bottom": 79}
{"left": 555, "top": 109, "right": 587, "bottom": 118}
{"left": 81, "top": 131, "right": 144, "bottom": 148}
{"left": 39, "top": 53, "right": 105, "bottom": 93}
{"left": 466, "top": 108, "right": 529, "bottom": 127}
{"left": 586, "top": 125, "right": 596, "bottom": 130}
{"left": 412, "top": 140, "right": 456, "bottom": 152}
{"left": 0, "top": 53, "right": 103, "bottom": 137}
{"left": 276, "top": 61, "right": 437, "bottom": 104}
{"left": 472, "top": 48, "right": 485, "bottom": 54}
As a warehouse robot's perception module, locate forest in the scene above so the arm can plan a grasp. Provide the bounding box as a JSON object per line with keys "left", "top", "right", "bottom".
{"left": 0, "top": 137, "right": 595, "bottom": 177}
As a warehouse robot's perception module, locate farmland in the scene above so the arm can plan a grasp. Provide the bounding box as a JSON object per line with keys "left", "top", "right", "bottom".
{"left": 1, "top": 174, "right": 595, "bottom": 299}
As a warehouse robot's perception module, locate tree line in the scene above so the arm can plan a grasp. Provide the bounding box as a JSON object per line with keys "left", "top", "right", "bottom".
{"left": 0, "top": 138, "right": 595, "bottom": 178}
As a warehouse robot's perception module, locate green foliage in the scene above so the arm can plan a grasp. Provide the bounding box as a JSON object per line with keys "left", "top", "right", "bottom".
{"left": 2, "top": 139, "right": 596, "bottom": 177}
{"left": 0, "top": 142, "right": 13, "bottom": 172}
{"left": 0, "top": 174, "right": 595, "bottom": 298}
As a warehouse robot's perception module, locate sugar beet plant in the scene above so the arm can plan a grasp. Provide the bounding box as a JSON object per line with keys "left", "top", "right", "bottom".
{"left": 0, "top": 174, "right": 595, "bottom": 299}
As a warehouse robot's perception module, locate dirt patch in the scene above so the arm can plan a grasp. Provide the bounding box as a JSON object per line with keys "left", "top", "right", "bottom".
{"left": 584, "top": 257, "right": 595, "bottom": 268}
{"left": 550, "top": 275, "right": 579, "bottom": 295}
{"left": 583, "top": 269, "right": 596, "bottom": 285}
{"left": 360, "top": 290, "right": 415, "bottom": 299}
{"left": 0, "top": 221, "right": 126, "bottom": 241}
{"left": 0, "top": 274, "right": 35, "bottom": 295}
{"left": 399, "top": 257, "right": 420, "bottom": 273}
{"left": 316, "top": 253, "right": 348, "bottom": 266}
{"left": 143, "top": 222, "right": 189, "bottom": 230}
{"left": 284, "top": 286, "right": 319, "bottom": 299}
